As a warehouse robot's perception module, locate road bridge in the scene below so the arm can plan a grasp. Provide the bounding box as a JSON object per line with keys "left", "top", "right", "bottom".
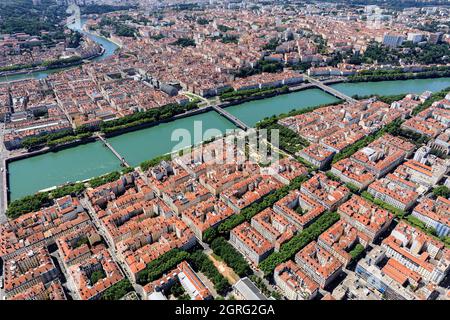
{"left": 304, "top": 74, "right": 357, "bottom": 103}
{"left": 211, "top": 105, "right": 250, "bottom": 131}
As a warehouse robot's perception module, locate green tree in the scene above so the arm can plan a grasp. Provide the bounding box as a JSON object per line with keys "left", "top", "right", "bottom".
{"left": 90, "top": 270, "right": 106, "bottom": 285}
{"left": 101, "top": 279, "right": 134, "bottom": 300}
{"left": 188, "top": 251, "right": 231, "bottom": 294}
{"left": 172, "top": 38, "right": 196, "bottom": 47}
{"left": 170, "top": 281, "right": 185, "bottom": 297}
{"left": 433, "top": 186, "right": 450, "bottom": 198}
{"left": 136, "top": 249, "right": 189, "bottom": 285}
{"left": 349, "top": 244, "right": 365, "bottom": 259}
{"left": 210, "top": 237, "right": 251, "bottom": 277}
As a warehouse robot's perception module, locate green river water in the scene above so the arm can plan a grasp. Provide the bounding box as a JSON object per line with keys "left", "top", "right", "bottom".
{"left": 7, "top": 78, "right": 450, "bottom": 200}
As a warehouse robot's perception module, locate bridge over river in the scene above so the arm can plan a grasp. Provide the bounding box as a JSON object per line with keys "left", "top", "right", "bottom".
{"left": 96, "top": 133, "right": 130, "bottom": 168}
{"left": 304, "top": 74, "right": 358, "bottom": 103}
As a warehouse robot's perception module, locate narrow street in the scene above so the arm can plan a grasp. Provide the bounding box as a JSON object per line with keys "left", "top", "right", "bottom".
{"left": 79, "top": 195, "right": 144, "bottom": 298}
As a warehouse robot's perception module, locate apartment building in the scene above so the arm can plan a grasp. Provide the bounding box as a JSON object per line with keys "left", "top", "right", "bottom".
{"left": 331, "top": 158, "right": 376, "bottom": 191}
{"left": 181, "top": 197, "right": 234, "bottom": 241}
{"left": 9, "top": 280, "right": 67, "bottom": 300}
{"left": 221, "top": 174, "right": 283, "bottom": 213}
{"left": 318, "top": 219, "right": 370, "bottom": 267}
{"left": 229, "top": 222, "right": 274, "bottom": 265}
{"left": 395, "top": 158, "right": 449, "bottom": 188}
{"left": 0, "top": 196, "right": 90, "bottom": 260}
{"left": 412, "top": 197, "right": 450, "bottom": 237}
{"left": 300, "top": 173, "right": 351, "bottom": 211}
{"left": 351, "top": 134, "right": 413, "bottom": 178}
{"left": 69, "top": 249, "right": 124, "bottom": 300}
{"left": 274, "top": 260, "right": 319, "bottom": 300}
{"left": 367, "top": 174, "right": 419, "bottom": 211}
{"left": 297, "top": 143, "right": 335, "bottom": 170}
{"left": 273, "top": 190, "right": 326, "bottom": 231}
{"left": 56, "top": 225, "right": 103, "bottom": 268}
{"left": 251, "top": 208, "right": 296, "bottom": 251}
{"left": 3, "top": 247, "right": 60, "bottom": 298}
{"left": 355, "top": 247, "right": 437, "bottom": 300}
{"left": 338, "top": 195, "right": 394, "bottom": 242}
{"left": 294, "top": 241, "right": 343, "bottom": 289}
{"left": 381, "top": 221, "right": 450, "bottom": 284}
{"left": 177, "top": 261, "right": 213, "bottom": 300}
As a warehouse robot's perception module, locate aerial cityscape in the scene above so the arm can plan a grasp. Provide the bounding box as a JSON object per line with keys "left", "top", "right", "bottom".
{"left": 0, "top": 0, "right": 449, "bottom": 304}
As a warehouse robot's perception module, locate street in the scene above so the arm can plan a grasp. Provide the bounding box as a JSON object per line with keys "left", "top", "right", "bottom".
{"left": 79, "top": 195, "right": 144, "bottom": 298}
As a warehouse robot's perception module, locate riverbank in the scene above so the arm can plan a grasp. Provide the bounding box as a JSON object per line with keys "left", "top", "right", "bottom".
{"left": 1, "top": 157, "right": 8, "bottom": 218}
{"left": 82, "top": 25, "right": 124, "bottom": 50}
{"left": 0, "top": 48, "right": 105, "bottom": 78}
{"left": 0, "top": 65, "right": 44, "bottom": 77}
{"left": 3, "top": 81, "right": 330, "bottom": 160}
{"left": 4, "top": 136, "right": 99, "bottom": 205}
{"left": 6, "top": 136, "right": 98, "bottom": 163}
{"left": 103, "top": 106, "right": 212, "bottom": 138}
{"left": 348, "top": 69, "right": 450, "bottom": 83}
{"left": 218, "top": 78, "right": 346, "bottom": 108}
{"left": 0, "top": 20, "right": 118, "bottom": 83}
{"left": 0, "top": 63, "right": 80, "bottom": 80}
{"left": 219, "top": 84, "right": 310, "bottom": 107}
{"left": 331, "top": 76, "right": 450, "bottom": 98}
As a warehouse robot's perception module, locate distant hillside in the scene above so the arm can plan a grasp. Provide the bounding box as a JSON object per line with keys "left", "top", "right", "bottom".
{"left": 0, "top": 0, "right": 67, "bottom": 36}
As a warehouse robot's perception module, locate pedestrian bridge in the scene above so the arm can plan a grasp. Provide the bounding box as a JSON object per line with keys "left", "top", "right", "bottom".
{"left": 96, "top": 133, "right": 130, "bottom": 167}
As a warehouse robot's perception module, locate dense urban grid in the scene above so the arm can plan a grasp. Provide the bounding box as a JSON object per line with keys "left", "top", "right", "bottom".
{"left": 0, "top": 0, "right": 449, "bottom": 301}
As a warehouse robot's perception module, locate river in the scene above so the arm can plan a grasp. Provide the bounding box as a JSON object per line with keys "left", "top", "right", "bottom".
{"left": 331, "top": 77, "right": 450, "bottom": 97}
{"left": 8, "top": 111, "right": 236, "bottom": 200}
{"left": 226, "top": 88, "right": 340, "bottom": 127}
{"left": 6, "top": 77, "right": 450, "bottom": 201}
{"left": 108, "top": 111, "right": 237, "bottom": 167}
{"left": 0, "top": 18, "right": 119, "bottom": 83}
{"left": 226, "top": 77, "right": 450, "bottom": 126}
{"left": 8, "top": 141, "right": 122, "bottom": 199}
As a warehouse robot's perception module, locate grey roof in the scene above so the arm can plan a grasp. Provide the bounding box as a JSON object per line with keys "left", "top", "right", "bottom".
{"left": 148, "top": 291, "right": 167, "bottom": 300}
{"left": 233, "top": 277, "right": 267, "bottom": 300}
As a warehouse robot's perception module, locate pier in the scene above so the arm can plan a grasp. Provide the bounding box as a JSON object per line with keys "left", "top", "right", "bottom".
{"left": 95, "top": 133, "right": 130, "bottom": 167}
{"left": 211, "top": 105, "right": 250, "bottom": 131}
{"left": 304, "top": 75, "right": 357, "bottom": 103}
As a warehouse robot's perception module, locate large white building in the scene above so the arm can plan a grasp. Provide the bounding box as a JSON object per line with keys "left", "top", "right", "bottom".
{"left": 382, "top": 34, "right": 405, "bottom": 48}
